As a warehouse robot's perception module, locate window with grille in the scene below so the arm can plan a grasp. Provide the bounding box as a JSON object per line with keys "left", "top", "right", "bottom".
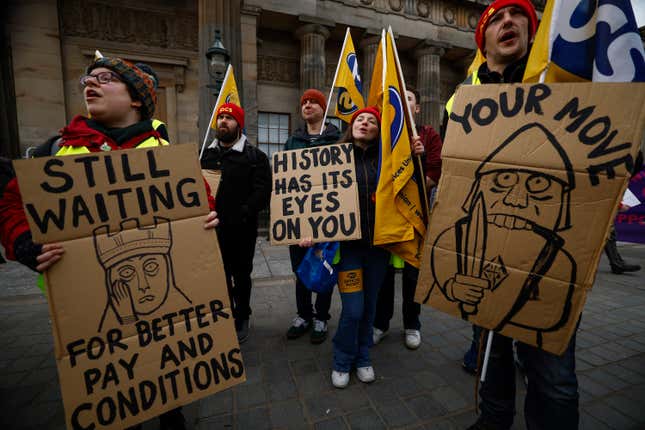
{"left": 327, "top": 116, "right": 344, "bottom": 133}
{"left": 258, "top": 112, "right": 290, "bottom": 161}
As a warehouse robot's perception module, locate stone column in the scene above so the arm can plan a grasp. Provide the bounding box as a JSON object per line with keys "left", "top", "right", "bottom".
{"left": 360, "top": 33, "right": 381, "bottom": 102}
{"left": 8, "top": 0, "right": 66, "bottom": 155}
{"left": 241, "top": 5, "right": 261, "bottom": 145}
{"left": 198, "top": 0, "right": 242, "bottom": 145}
{"left": 294, "top": 24, "right": 330, "bottom": 92}
{"left": 415, "top": 41, "right": 445, "bottom": 131}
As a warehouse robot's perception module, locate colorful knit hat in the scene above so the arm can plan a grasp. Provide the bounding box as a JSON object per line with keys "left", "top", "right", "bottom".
{"left": 217, "top": 103, "right": 245, "bottom": 129}
{"left": 475, "top": 0, "right": 538, "bottom": 53}
{"left": 300, "top": 89, "right": 327, "bottom": 112}
{"left": 87, "top": 57, "right": 157, "bottom": 119}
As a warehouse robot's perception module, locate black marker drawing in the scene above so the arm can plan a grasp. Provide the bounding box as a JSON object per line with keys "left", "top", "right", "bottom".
{"left": 93, "top": 217, "right": 191, "bottom": 331}
{"left": 424, "top": 123, "right": 576, "bottom": 347}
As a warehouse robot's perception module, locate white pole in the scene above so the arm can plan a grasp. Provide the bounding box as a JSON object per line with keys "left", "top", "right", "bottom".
{"left": 199, "top": 64, "right": 231, "bottom": 160}
{"left": 320, "top": 27, "right": 349, "bottom": 134}
{"left": 480, "top": 330, "right": 494, "bottom": 383}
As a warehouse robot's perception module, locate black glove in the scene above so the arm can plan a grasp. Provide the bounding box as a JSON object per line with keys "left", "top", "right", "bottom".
{"left": 13, "top": 231, "right": 43, "bottom": 272}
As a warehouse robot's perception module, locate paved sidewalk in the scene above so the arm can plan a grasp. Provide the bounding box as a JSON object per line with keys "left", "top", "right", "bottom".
{"left": 1, "top": 239, "right": 644, "bottom": 429}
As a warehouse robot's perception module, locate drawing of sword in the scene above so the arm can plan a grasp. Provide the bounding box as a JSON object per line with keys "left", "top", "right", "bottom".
{"left": 457, "top": 193, "right": 489, "bottom": 316}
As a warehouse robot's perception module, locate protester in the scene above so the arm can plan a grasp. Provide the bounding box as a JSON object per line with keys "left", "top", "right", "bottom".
{"left": 439, "top": 1, "right": 581, "bottom": 429}
{"left": 201, "top": 103, "right": 271, "bottom": 344}
{"left": 373, "top": 86, "right": 442, "bottom": 350}
{"left": 284, "top": 89, "right": 341, "bottom": 344}
{"left": 0, "top": 57, "right": 219, "bottom": 430}
{"left": 604, "top": 149, "right": 643, "bottom": 273}
{"left": 300, "top": 106, "right": 388, "bottom": 388}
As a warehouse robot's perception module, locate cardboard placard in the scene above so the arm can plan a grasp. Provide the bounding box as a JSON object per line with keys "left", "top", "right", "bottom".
{"left": 201, "top": 169, "right": 221, "bottom": 196}
{"left": 13, "top": 144, "right": 244, "bottom": 429}
{"left": 415, "top": 83, "right": 645, "bottom": 355}
{"left": 270, "top": 142, "right": 362, "bottom": 245}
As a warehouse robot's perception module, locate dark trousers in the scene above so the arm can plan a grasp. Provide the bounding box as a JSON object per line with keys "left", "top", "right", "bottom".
{"left": 289, "top": 245, "right": 333, "bottom": 321}
{"left": 217, "top": 226, "right": 257, "bottom": 321}
{"left": 479, "top": 331, "right": 579, "bottom": 429}
{"left": 373, "top": 263, "right": 421, "bottom": 331}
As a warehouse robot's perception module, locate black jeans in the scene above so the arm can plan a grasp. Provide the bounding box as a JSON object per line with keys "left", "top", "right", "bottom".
{"left": 289, "top": 245, "right": 333, "bottom": 321}
{"left": 479, "top": 331, "right": 579, "bottom": 429}
{"left": 217, "top": 226, "right": 257, "bottom": 321}
{"left": 373, "top": 263, "right": 421, "bottom": 331}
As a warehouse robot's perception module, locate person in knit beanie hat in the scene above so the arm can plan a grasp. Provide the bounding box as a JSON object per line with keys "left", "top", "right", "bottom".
{"left": 86, "top": 57, "right": 157, "bottom": 120}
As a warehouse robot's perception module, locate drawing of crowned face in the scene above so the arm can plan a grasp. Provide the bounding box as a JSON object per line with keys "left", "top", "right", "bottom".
{"left": 479, "top": 169, "right": 565, "bottom": 230}
{"left": 109, "top": 254, "right": 169, "bottom": 315}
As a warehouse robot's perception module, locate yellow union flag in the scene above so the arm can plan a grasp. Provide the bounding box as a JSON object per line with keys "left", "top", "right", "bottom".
{"left": 210, "top": 64, "right": 241, "bottom": 128}
{"left": 334, "top": 28, "right": 365, "bottom": 123}
{"left": 373, "top": 31, "right": 426, "bottom": 268}
{"left": 366, "top": 30, "right": 385, "bottom": 107}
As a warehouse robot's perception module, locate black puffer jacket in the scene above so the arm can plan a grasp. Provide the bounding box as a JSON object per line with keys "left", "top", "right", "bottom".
{"left": 353, "top": 142, "right": 380, "bottom": 247}
{"left": 201, "top": 138, "right": 272, "bottom": 229}
{"left": 284, "top": 123, "right": 340, "bottom": 150}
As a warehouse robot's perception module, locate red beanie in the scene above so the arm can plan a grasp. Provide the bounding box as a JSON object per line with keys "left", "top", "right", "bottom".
{"left": 217, "top": 103, "right": 245, "bottom": 129}
{"left": 300, "top": 89, "right": 327, "bottom": 112}
{"left": 351, "top": 106, "right": 381, "bottom": 125}
{"left": 475, "top": 0, "right": 538, "bottom": 53}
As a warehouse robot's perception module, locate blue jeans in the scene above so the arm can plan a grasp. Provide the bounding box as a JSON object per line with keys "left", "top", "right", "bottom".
{"left": 332, "top": 242, "right": 389, "bottom": 372}
{"left": 479, "top": 330, "right": 579, "bottom": 429}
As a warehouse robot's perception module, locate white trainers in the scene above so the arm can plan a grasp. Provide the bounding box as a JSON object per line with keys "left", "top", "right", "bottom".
{"left": 372, "top": 327, "right": 388, "bottom": 345}
{"left": 404, "top": 329, "right": 421, "bottom": 350}
{"left": 331, "top": 370, "right": 350, "bottom": 388}
{"left": 356, "top": 366, "right": 375, "bottom": 383}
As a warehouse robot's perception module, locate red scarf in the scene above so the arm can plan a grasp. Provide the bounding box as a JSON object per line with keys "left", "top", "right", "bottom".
{"left": 59, "top": 115, "right": 161, "bottom": 152}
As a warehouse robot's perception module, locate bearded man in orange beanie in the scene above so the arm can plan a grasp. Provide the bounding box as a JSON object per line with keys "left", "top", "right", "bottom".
{"left": 200, "top": 103, "right": 272, "bottom": 344}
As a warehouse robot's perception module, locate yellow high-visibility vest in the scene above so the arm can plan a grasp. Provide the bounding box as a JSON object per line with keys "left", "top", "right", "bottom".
{"left": 445, "top": 70, "right": 481, "bottom": 116}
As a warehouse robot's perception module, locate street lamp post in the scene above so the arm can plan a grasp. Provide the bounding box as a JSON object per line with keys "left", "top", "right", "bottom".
{"left": 199, "top": 29, "right": 230, "bottom": 159}
{"left": 205, "top": 29, "right": 230, "bottom": 94}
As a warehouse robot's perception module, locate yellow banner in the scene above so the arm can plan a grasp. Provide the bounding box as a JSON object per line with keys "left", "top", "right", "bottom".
{"left": 373, "top": 31, "right": 426, "bottom": 268}
{"left": 334, "top": 29, "right": 365, "bottom": 123}
{"left": 366, "top": 31, "right": 384, "bottom": 107}
{"left": 210, "top": 64, "right": 241, "bottom": 128}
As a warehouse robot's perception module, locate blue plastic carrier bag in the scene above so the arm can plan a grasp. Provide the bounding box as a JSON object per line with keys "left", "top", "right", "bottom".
{"left": 296, "top": 242, "right": 340, "bottom": 294}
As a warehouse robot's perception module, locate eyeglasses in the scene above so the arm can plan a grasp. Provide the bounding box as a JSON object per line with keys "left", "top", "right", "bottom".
{"left": 79, "top": 71, "right": 122, "bottom": 88}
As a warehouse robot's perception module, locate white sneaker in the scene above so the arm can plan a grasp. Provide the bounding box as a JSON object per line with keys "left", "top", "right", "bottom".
{"left": 331, "top": 370, "right": 350, "bottom": 388}
{"left": 404, "top": 329, "right": 421, "bottom": 350}
{"left": 356, "top": 366, "right": 375, "bottom": 383}
{"left": 372, "top": 327, "right": 388, "bottom": 345}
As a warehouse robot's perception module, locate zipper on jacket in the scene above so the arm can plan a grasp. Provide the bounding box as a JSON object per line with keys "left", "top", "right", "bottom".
{"left": 359, "top": 148, "right": 373, "bottom": 244}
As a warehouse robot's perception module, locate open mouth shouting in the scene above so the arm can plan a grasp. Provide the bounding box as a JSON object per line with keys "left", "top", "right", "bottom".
{"left": 84, "top": 88, "right": 101, "bottom": 101}
{"left": 498, "top": 29, "right": 518, "bottom": 46}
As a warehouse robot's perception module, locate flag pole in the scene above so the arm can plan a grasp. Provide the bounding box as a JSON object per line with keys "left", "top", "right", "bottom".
{"left": 387, "top": 26, "right": 431, "bottom": 221}
{"left": 321, "top": 27, "right": 350, "bottom": 134}
{"left": 199, "top": 64, "right": 232, "bottom": 160}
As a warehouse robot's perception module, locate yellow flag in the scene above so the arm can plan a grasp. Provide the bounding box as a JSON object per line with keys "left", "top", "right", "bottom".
{"left": 366, "top": 30, "right": 385, "bottom": 107}
{"left": 210, "top": 64, "right": 241, "bottom": 128}
{"left": 467, "top": 49, "right": 486, "bottom": 77}
{"left": 333, "top": 28, "right": 365, "bottom": 123}
{"left": 373, "top": 30, "right": 426, "bottom": 268}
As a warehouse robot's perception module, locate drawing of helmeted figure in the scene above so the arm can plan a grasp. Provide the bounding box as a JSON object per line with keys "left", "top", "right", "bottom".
{"left": 93, "top": 217, "right": 191, "bottom": 331}
{"left": 425, "top": 123, "right": 577, "bottom": 346}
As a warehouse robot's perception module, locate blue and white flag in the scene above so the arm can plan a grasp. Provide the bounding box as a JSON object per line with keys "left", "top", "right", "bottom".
{"left": 524, "top": 0, "right": 645, "bottom": 82}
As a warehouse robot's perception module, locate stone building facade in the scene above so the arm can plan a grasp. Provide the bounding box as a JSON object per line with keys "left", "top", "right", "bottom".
{"left": 2, "top": 0, "right": 548, "bottom": 158}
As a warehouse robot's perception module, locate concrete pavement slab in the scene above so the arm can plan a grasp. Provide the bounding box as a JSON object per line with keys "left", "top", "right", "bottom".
{"left": 1, "top": 239, "right": 644, "bottom": 429}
